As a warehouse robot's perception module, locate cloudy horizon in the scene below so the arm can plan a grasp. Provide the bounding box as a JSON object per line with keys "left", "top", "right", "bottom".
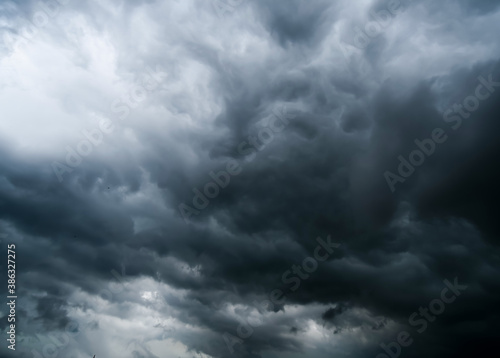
{"left": 0, "top": 0, "right": 499, "bottom": 357}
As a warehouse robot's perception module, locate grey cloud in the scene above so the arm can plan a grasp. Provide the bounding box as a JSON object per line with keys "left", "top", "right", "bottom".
{"left": 0, "top": 1, "right": 500, "bottom": 358}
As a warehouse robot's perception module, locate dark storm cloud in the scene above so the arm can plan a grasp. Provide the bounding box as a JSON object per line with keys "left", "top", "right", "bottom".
{"left": 321, "top": 302, "right": 349, "bottom": 321}
{"left": 34, "top": 296, "right": 70, "bottom": 330}
{"left": 1, "top": 0, "right": 500, "bottom": 358}
{"left": 251, "top": 0, "right": 336, "bottom": 47}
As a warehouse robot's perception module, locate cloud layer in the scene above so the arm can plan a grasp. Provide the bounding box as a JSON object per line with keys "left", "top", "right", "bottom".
{"left": 1, "top": 0, "right": 499, "bottom": 357}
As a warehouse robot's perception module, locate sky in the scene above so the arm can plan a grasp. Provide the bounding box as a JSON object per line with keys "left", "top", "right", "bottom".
{"left": 0, "top": 0, "right": 499, "bottom": 357}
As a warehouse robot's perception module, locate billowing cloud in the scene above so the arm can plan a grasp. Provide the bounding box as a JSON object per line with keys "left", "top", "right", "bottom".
{"left": 0, "top": 0, "right": 499, "bottom": 358}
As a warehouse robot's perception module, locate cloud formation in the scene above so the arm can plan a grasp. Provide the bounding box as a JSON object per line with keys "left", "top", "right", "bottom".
{"left": 0, "top": 0, "right": 499, "bottom": 358}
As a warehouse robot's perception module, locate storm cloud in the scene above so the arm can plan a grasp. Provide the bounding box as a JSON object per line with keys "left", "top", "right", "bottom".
{"left": 0, "top": 0, "right": 499, "bottom": 358}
